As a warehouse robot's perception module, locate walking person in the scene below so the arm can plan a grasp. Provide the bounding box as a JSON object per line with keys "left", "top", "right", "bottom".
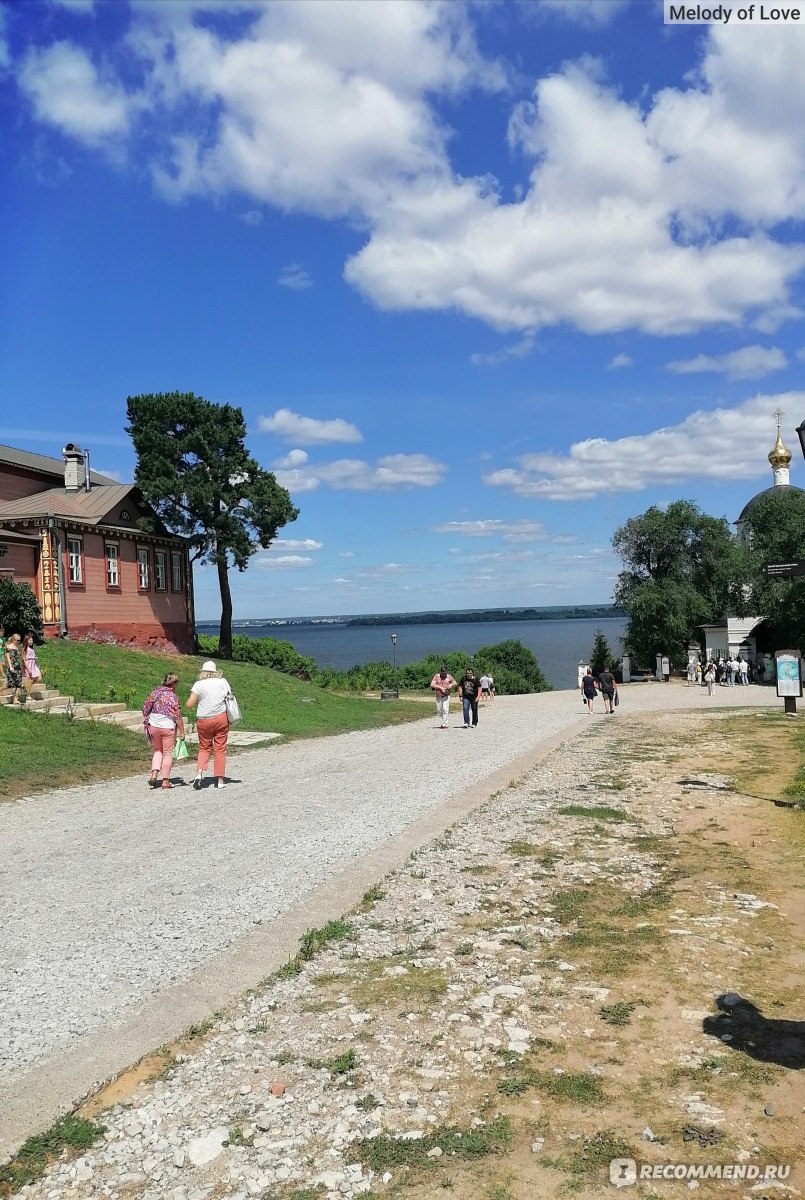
{"left": 597, "top": 665, "right": 618, "bottom": 714}
{"left": 3, "top": 633, "right": 24, "bottom": 704}
{"left": 580, "top": 667, "right": 598, "bottom": 713}
{"left": 704, "top": 660, "right": 716, "bottom": 697}
{"left": 187, "top": 660, "right": 232, "bottom": 789}
{"left": 142, "top": 672, "right": 185, "bottom": 790}
{"left": 458, "top": 666, "right": 481, "bottom": 728}
{"left": 21, "top": 633, "right": 42, "bottom": 697}
{"left": 479, "top": 673, "right": 491, "bottom": 703}
{"left": 429, "top": 665, "right": 457, "bottom": 729}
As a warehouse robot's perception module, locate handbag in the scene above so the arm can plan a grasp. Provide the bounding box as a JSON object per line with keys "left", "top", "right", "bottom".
{"left": 172, "top": 737, "right": 189, "bottom": 762}
{"left": 225, "top": 692, "right": 242, "bottom": 724}
{"left": 614, "top": 691, "right": 619, "bottom": 707}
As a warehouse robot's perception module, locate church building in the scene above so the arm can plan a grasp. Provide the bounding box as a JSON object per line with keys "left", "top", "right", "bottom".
{"left": 697, "top": 412, "right": 802, "bottom": 666}
{"left": 0, "top": 442, "right": 195, "bottom": 652}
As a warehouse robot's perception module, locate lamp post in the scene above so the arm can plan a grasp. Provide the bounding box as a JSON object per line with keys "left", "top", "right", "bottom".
{"left": 796, "top": 420, "right": 805, "bottom": 461}
{"left": 391, "top": 633, "right": 398, "bottom": 695}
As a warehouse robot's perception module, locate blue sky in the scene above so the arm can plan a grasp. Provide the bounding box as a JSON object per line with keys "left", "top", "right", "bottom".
{"left": 2, "top": 0, "right": 805, "bottom": 621}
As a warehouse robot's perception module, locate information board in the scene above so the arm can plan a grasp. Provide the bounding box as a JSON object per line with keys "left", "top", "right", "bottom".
{"left": 775, "top": 651, "right": 802, "bottom": 699}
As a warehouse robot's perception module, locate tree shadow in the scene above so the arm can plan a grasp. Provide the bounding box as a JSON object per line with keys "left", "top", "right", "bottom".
{"left": 703, "top": 994, "right": 805, "bottom": 1069}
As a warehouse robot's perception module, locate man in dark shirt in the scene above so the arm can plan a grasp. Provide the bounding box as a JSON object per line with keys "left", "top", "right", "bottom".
{"left": 458, "top": 667, "right": 481, "bottom": 728}
{"left": 598, "top": 668, "right": 617, "bottom": 714}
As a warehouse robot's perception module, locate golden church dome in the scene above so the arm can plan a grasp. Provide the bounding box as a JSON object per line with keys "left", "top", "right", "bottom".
{"left": 768, "top": 427, "right": 792, "bottom": 469}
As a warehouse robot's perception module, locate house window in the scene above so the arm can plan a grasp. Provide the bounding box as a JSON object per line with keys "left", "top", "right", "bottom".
{"left": 137, "top": 547, "right": 150, "bottom": 591}
{"left": 105, "top": 543, "right": 120, "bottom": 589}
{"left": 171, "top": 551, "right": 182, "bottom": 593}
{"left": 155, "top": 549, "right": 167, "bottom": 592}
{"left": 67, "top": 537, "right": 84, "bottom": 585}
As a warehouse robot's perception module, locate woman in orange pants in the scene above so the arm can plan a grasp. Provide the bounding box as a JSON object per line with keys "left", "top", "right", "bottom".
{"left": 186, "top": 661, "right": 232, "bottom": 790}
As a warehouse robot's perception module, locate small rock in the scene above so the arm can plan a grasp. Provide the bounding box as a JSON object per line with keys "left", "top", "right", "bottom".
{"left": 187, "top": 1128, "right": 229, "bottom": 1168}
{"left": 531, "top": 1138, "right": 545, "bottom": 1154}
{"left": 721, "top": 992, "right": 742, "bottom": 1008}
{"left": 426, "top": 1147, "right": 443, "bottom": 1159}
{"left": 642, "top": 1126, "right": 657, "bottom": 1142}
{"left": 270, "top": 1082, "right": 286, "bottom": 1097}
{"left": 764, "top": 1105, "right": 775, "bottom": 1117}
{"left": 173, "top": 1150, "right": 185, "bottom": 1169}
{"left": 382, "top": 1172, "right": 393, "bottom": 1184}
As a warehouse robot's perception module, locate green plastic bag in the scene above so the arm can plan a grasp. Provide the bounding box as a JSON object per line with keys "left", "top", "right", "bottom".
{"left": 172, "top": 737, "right": 189, "bottom": 762}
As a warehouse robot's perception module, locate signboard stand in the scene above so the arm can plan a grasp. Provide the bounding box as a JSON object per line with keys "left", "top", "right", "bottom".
{"left": 775, "top": 649, "right": 802, "bottom": 716}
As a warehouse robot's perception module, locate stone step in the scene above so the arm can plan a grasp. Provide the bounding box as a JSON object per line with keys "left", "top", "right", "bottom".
{"left": 30, "top": 687, "right": 61, "bottom": 700}
{"left": 3, "top": 694, "right": 75, "bottom": 711}
{"left": 93, "top": 709, "right": 143, "bottom": 728}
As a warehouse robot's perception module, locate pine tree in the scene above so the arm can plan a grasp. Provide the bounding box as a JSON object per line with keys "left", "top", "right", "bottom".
{"left": 126, "top": 392, "right": 298, "bottom": 659}
{"left": 589, "top": 629, "right": 614, "bottom": 676}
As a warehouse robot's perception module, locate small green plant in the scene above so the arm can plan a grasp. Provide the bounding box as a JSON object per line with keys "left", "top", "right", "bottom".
{"left": 357, "top": 1115, "right": 513, "bottom": 1173}
{"left": 273, "top": 1048, "right": 295, "bottom": 1065}
{"left": 277, "top": 956, "right": 303, "bottom": 980}
{"left": 550, "top": 887, "right": 591, "bottom": 924}
{"left": 564, "top": 1130, "right": 633, "bottom": 1179}
{"left": 497, "top": 1069, "right": 604, "bottom": 1105}
{"left": 228, "top": 1124, "right": 248, "bottom": 1146}
{"left": 356, "top": 1093, "right": 380, "bottom": 1112}
{"left": 557, "top": 804, "right": 628, "bottom": 822}
{"left": 455, "top": 941, "right": 473, "bottom": 956}
{"left": 0, "top": 1115, "right": 105, "bottom": 1191}
{"left": 536, "top": 849, "right": 560, "bottom": 870}
{"left": 361, "top": 884, "right": 386, "bottom": 909}
{"left": 599, "top": 1001, "right": 636, "bottom": 1027}
{"left": 308, "top": 1048, "right": 357, "bottom": 1075}
{"left": 186, "top": 1016, "right": 215, "bottom": 1040}
{"left": 299, "top": 919, "right": 355, "bottom": 961}
{"left": 505, "top": 840, "right": 539, "bottom": 857}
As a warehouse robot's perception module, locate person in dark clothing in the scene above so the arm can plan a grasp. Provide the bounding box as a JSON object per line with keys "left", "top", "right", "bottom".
{"left": 458, "top": 667, "right": 481, "bottom": 728}
{"left": 581, "top": 667, "right": 598, "bottom": 713}
{"left": 598, "top": 667, "right": 618, "bottom": 714}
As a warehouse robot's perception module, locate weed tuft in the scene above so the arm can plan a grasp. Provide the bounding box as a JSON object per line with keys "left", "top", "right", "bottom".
{"left": 0, "top": 1115, "right": 105, "bottom": 1191}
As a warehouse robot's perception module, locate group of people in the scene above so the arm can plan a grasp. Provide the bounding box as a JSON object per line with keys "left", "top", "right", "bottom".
{"left": 1, "top": 626, "right": 42, "bottom": 703}
{"left": 429, "top": 665, "right": 493, "bottom": 729}
{"left": 580, "top": 666, "right": 618, "bottom": 714}
{"left": 142, "top": 660, "right": 233, "bottom": 792}
{"left": 700, "top": 655, "right": 751, "bottom": 695}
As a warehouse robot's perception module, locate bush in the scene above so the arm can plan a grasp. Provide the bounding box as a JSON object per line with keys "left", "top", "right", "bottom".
{"left": 474, "top": 639, "right": 551, "bottom": 694}
{"left": 198, "top": 632, "right": 316, "bottom": 680}
{"left": 0, "top": 580, "right": 44, "bottom": 641}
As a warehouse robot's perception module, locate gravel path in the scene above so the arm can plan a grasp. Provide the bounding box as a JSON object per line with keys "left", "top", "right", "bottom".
{"left": 0, "top": 683, "right": 777, "bottom": 1084}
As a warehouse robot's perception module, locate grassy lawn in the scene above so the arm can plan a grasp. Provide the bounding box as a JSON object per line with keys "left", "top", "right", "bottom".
{"left": 0, "top": 642, "right": 426, "bottom": 801}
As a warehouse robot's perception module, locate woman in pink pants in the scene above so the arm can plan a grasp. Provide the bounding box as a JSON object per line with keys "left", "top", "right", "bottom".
{"left": 186, "top": 660, "right": 232, "bottom": 791}
{"left": 142, "top": 673, "right": 185, "bottom": 790}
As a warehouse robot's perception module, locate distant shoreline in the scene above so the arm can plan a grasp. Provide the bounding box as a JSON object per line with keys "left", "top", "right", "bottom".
{"left": 196, "top": 605, "right": 623, "bottom": 632}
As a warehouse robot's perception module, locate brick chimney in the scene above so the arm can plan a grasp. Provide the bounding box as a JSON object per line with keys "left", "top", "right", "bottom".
{"left": 63, "top": 443, "right": 84, "bottom": 491}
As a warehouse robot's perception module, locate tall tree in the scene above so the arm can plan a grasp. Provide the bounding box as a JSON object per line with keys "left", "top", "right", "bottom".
{"left": 738, "top": 489, "right": 805, "bottom": 649}
{"left": 612, "top": 500, "right": 741, "bottom": 667}
{"left": 126, "top": 392, "right": 298, "bottom": 659}
{"left": 589, "top": 629, "right": 615, "bottom": 676}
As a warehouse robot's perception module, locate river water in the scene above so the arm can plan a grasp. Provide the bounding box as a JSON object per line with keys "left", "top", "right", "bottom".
{"left": 196, "top": 616, "right": 627, "bottom": 690}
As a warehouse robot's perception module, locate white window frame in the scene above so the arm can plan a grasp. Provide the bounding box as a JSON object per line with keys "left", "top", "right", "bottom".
{"left": 171, "top": 551, "right": 182, "bottom": 593}
{"left": 105, "top": 542, "right": 119, "bottom": 589}
{"left": 67, "top": 537, "right": 83, "bottom": 585}
{"left": 155, "top": 549, "right": 167, "bottom": 592}
{"left": 137, "top": 546, "right": 150, "bottom": 591}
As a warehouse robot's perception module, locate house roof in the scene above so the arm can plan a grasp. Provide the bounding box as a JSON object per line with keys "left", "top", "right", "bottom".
{"left": 736, "top": 482, "right": 804, "bottom": 524}
{"left": 0, "top": 484, "right": 134, "bottom": 524}
{"left": 0, "top": 443, "right": 118, "bottom": 486}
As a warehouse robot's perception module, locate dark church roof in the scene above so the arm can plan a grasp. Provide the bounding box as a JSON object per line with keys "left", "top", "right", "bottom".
{"left": 736, "top": 482, "right": 804, "bottom": 524}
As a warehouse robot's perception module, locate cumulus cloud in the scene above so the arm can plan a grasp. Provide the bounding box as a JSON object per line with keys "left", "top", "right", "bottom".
{"left": 470, "top": 332, "right": 536, "bottom": 367}
{"left": 535, "top": 0, "right": 631, "bottom": 25}
{"left": 259, "top": 408, "right": 362, "bottom": 445}
{"left": 269, "top": 538, "right": 323, "bottom": 551}
{"left": 607, "top": 353, "right": 632, "bottom": 370}
{"left": 16, "top": 6, "right": 805, "bottom": 337}
{"left": 666, "top": 345, "right": 788, "bottom": 381}
{"left": 432, "top": 519, "right": 550, "bottom": 542}
{"left": 273, "top": 452, "right": 447, "bottom": 493}
{"left": 242, "top": 209, "right": 263, "bottom": 225}
{"left": 256, "top": 554, "right": 314, "bottom": 569}
{"left": 278, "top": 263, "right": 312, "bottom": 290}
{"left": 271, "top": 449, "right": 309, "bottom": 469}
{"left": 483, "top": 392, "right": 805, "bottom": 501}
{"left": 18, "top": 42, "right": 133, "bottom": 143}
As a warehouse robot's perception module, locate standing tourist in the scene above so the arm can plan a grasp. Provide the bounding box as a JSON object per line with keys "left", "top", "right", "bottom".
{"left": 479, "top": 673, "right": 492, "bottom": 702}
{"left": 4, "top": 633, "right": 24, "bottom": 704}
{"left": 704, "top": 660, "right": 716, "bottom": 697}
{"left": 597, "top": 665, "right": 618, "bottom": 715}
{"left": 187, "top": 660, "right": 232, "bottom": 789}
{"left": 430, "top": 665, "right": 457, "bottom": 729}
{"left": 142, "top": 672, "right": 185, "bottom": 790}
{"left": 458, "top": 667, "right": 481, "bottom": 728}
{"left": 580, "top": 667, "right": 598, "bottom": 713}
{"left": 21, "top": 633, "right": 42, "bottom": 697}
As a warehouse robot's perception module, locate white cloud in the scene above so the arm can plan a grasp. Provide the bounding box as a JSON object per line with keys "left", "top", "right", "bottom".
{"left": 607, "top": 353, "right": 632, "bottom": 370}
{"left": 432, "top": 519, "right": 550, "bottom": 542}
{"left": 272, "top": 448, "right": 309, "bottom": 469}
{"left": 259, "top": 408, "right": 362, "bottom": 445}
{"left": 18, "top": 42, "right": 133, "bottom": 143}
{"left": 256, "top": 554, "right": 314, "bottom": 569}
{"left": 278, "top": 263, "right": 312, "bottom": 290}
{"left": 483, "top": 391, "right": 805, "bottom": 501}
{"left": 666, "top": 345, "right": 787, "bottom": 381}
{"left": 470, "top": 331, "right": 535, "bottom": 367}
{"left": 797, "top": 347, "right": 805, "bottom": 363}
{"left": 269, "top": 538, "right": 323, "bottom": 551}
{"left": 274, "top": 452, "right": 446, "bottom": 493}
{"left": 241, "top": 209, "right": 263, "bottom": 225}
{"left": 49, "top": 0, "right": 95, "bottom": 10}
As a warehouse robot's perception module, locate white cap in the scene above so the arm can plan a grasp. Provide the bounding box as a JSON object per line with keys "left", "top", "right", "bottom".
{"left": 201, "top": 660, "right": 217, "bottom": 673}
